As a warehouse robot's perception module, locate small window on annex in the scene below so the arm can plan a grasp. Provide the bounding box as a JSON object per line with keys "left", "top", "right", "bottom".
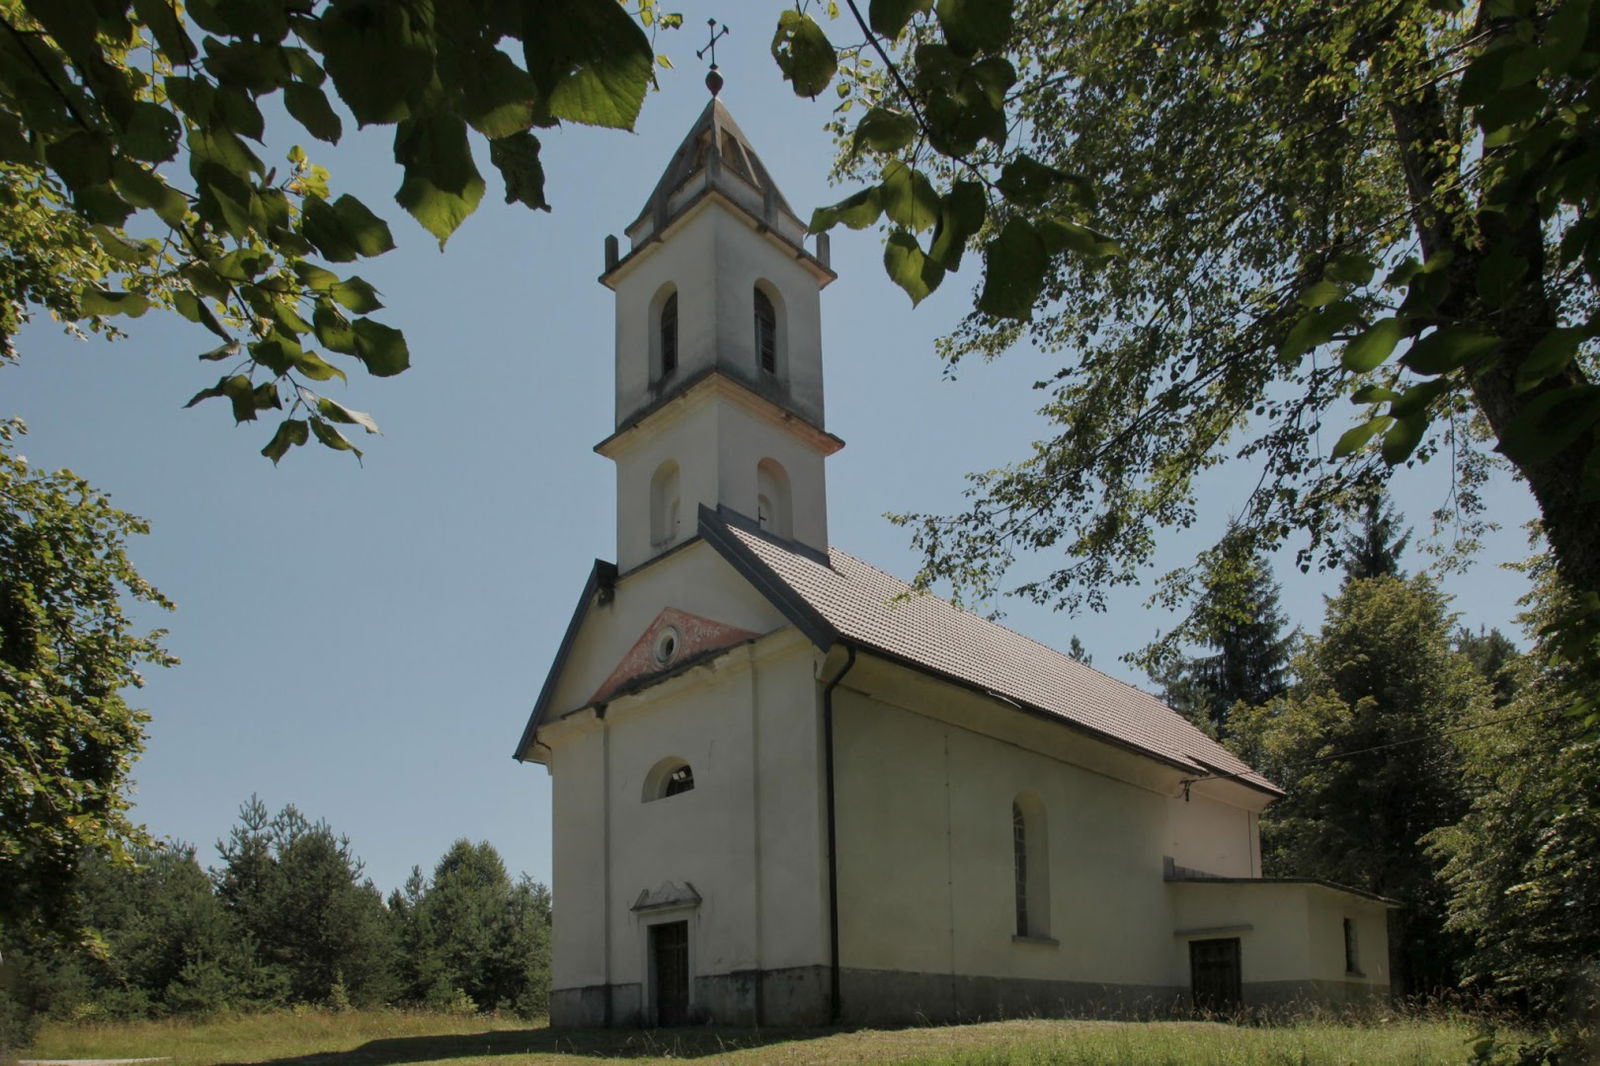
{"left": 1343, "top": 918, "right": 1361, "bottom": 975}
{"left": 1012, "top": 792, "right": 1050, "bottom": 939}
{"left": 643, "top": 756, "right": 695, "bottom": 802}
{"left": 753, "top": 285, "right": 778, "bottom": 375}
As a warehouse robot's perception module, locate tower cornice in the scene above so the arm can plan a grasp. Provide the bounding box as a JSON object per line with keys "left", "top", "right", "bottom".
{"left": 594, "top": 368, "right": 845, "bottom": 460}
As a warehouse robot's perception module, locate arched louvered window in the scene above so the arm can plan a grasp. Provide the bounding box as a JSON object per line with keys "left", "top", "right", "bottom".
{"left": 754, "top": 287, "right": 776, "bottom": 374}
{"left": 660, "top": 291, "right": 679, "bottom": 377}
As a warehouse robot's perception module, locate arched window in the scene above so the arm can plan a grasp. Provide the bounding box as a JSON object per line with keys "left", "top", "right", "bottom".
{"left": 753, "top": 286, "right": 777, "bottom": 374}
{"left": 643, "top": 756, "right": 695, "bottom": 802}
{"left": 650, "top": 460, "right": 681, "bottom": 546}
{"left": 756, "top": 458, "right": 791, "bottom": 538}
{"left": 660, "top": 290, "right": 679, "bottom": 377}
{"left": 1012, "top": 792, "right": 1050, "bottom": 938}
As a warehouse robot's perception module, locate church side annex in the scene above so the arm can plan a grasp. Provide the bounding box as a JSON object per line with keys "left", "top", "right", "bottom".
{"left": 514, "top": 86, "right": 1394, "bottom": 1029}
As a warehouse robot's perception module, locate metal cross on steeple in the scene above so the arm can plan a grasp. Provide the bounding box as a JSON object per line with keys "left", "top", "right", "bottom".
{"left": 697, "top": 18, "right": 729, "bottom": 96}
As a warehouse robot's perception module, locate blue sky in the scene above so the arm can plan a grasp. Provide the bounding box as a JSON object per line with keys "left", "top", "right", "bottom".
{"left": 6, "top": 5, "right": 1539, "bottom": 896}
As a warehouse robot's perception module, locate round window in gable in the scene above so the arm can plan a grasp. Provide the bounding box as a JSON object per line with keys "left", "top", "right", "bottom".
{"left": 653, "top": 625, "right": 682, "bottom": 666}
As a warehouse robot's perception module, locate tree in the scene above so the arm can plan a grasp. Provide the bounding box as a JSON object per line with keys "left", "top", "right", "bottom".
{"left": 392, "top": 839, "right": 551, "bottom": 1015}
{"left": 1066, "top": 634, "right": 1091, "bottom": 665}
{"left": 1232, "top": 575, "right": 1491, "bottom": 995}
{"left": 0, "top": 0, "right": 664, "bottom": 460}
{"left": 1143, "top": 529, "right": 1293, "bottom": 738}
{"left": 214, "top": 798, "right": 394, "bottom": 1007}
{"left": 1430, "top": 559, "right": 1600, "bottom": 1032}
{"left": 1341, "top": 493, "right": 1413, "bottom": 582}
{"left": 1456, "top": 624, "right": 1522, "bottom": 707}
{"left": 783, "top": 0, "right": 1600, "bottom": 674}
{"left": 0, "top": 419, "right": 175, "bottom": 940}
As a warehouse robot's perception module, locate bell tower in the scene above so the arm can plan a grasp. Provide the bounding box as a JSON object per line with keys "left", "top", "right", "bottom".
{"left": 596, "top": 89, "right": 842, "bottom": 572}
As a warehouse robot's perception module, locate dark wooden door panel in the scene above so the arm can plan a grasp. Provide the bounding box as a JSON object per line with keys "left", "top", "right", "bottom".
{"left": 1190, "top": 937, "right": 1242, "bottom": 1015}
{"left": 651, "top": 920, "right": 689, "bottom": 1026}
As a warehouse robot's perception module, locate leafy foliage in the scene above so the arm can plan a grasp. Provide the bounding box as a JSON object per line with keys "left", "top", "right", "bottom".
{"left": 790, "top": 0, "right": 1600, "bottom": 684}
{"left": 1431, "top": 560, "right": 1600, "bottom": 1029}
{"left": 0, "top": 419, "right": 174, "bottom": 940}
{"left": 0, "top": 0, "right": 655, "bottom": 461}
{"left": 1232, "top": 575, "right": 1491, "bottom": 995}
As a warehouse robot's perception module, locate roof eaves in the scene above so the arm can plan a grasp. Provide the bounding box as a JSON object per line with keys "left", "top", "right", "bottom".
{"left": 1166, "top": 873, "right": 1403, "bottom": 907}
{"left": 513, "top": 558, "right": 618, "bottom": 762}
{"left": 699, "top": 505, "right": 839, "bottom": 648}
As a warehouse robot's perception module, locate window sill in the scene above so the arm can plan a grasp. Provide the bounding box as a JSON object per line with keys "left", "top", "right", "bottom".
{"left": 1345, "top": 970, "right": 1366, "bottom": 979}
{"left": 1012, "top": 934, "right": 1059, "bottom": 948}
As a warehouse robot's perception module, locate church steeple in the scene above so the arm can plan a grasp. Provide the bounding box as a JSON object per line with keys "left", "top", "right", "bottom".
{"left": 595, "top": 96, "right": 841, "bottom": 573}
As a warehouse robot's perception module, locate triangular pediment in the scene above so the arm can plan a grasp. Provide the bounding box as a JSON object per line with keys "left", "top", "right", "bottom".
{"left": 591, "top": 606, "right": 761, "bottom": 705}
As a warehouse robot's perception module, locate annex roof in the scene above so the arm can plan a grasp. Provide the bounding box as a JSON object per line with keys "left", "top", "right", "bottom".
{"left": 700, "top": 507, "right": 1281, "bottom": 796}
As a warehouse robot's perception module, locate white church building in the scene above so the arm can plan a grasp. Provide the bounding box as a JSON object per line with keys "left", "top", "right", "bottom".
{"left": 514, "top": 92, "right": 1394, "bottom": 1028}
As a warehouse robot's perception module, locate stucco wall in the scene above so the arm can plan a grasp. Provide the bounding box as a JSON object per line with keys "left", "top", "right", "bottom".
{"left": 833, "top": 678, "right": 1194, "bottom": 990}
{"left": 544, "top": 616, "right": 830, "bottom": 1025}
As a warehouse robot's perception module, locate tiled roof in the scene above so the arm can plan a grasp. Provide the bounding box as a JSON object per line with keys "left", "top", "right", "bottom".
{"left": 703, "top": 508, "right": 1280, "bottom": 795}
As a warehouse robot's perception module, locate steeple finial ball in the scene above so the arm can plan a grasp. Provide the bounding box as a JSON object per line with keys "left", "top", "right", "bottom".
{"left": 697, "top": 18, "right": 729, "bottom": 96}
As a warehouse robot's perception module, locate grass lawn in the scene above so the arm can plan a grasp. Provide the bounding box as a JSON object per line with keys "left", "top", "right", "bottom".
{"left": 21, "top": 1009, "right": 1485, "bottom": 1066}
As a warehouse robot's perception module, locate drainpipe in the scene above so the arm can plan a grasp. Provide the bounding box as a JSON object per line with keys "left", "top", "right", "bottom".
{"left": 821, "top": 643, "right": 857, "bottom": 1024}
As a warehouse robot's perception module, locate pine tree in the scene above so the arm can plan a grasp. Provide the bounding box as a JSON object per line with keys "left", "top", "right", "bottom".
{"left": 1147, "top": 529, "right": 1293, "bottom": 738}
{"left": 1341, "top": 494, "right": 1412, "bottom": 581}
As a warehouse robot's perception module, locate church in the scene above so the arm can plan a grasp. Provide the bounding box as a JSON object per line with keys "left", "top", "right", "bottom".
{"left": 514, "top": 88, "right": 1394, "bottom": 1029}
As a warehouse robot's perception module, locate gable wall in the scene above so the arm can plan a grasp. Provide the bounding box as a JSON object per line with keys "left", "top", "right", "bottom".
{"left": 543, "top": 629, "right": 830, "bottom": 1023}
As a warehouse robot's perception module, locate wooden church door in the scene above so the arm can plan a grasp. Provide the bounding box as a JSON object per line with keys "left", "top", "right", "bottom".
{"left": 1189, "top": 937, "right": 1242, "bottom": 1015}
{"left": 650, "top": 921, "right": 690, "bottom": 1026}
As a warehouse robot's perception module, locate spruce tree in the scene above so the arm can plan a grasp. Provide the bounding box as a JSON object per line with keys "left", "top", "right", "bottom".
{"left": 1149, "top": 529, "right": 1293, "bottom": 738}
{"left": 1341, "top": 494, "right": 1412, "bottom": 581}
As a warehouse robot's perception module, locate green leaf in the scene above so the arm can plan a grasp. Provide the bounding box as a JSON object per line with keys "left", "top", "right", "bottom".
{"left": 1298, "top": 279, "right": 1345, "bottom": 308}
{"left": 1499, "top": 385, "right": 1600, "bottom": 465}
{"left": 1400, "top": 326, "right": 1499, "bottom": 376}
{"left": 80, "top": 289, "right": 150, "bottom": 317}
{"left": 330, "top": 277, "right": 383, "bottom": 313}
{"left": 1332, "top": 416, "right": 1393, "bottom": 458}
{"left": 313, "top": 301, "right": 358, "bottom": 354}
{"left": 810, "top": 186, "right": 883, "bottom": 232}
{"left": 172, "top": 292, "right": 229, "bottom": 339}
{"left": 870, "top": 0, "right": 934, "bottom": 37}
{"left": 352, "top": 318, "right": 410, "bottom": 376}
{"left": 1037, "top": 217, "right": 1121, "bottom": 259}
{"left": 977, "top": 218, "right": 1047, "bottom": 320}
{"left": 196, "top": 340, "right": 241, "bottom": 362}
{"left": 772, "top": 10, "right": 838, "bottom": 98}
{"left": 880, "top": 161, "right": 940, "bottom": 232}
{"left": 284, "top": 83, "right": 342, "bottom": 144}
{"left": 1341, "top": 317, "right": 1407, "bottom": 372}
{"left": 1389, "top": 378, "right": 1452, "bottom": 419}
{"left": 523, "top": 0, "right": 653, "bottom": 129}
{"left": 316, "top": 397, "right": 381, "bottom": 435}
{"left": 1381, "top": 412, "right": 1428, "bottom": 465}
{"left": 249, "top": 333, "right": 300, "bottom": 375}
{"left": 928, "top": 181, "right": 987, "bottom": 271}
{"left": 261, "top": 418, "right": 310, "bottom": 464}
{"left": 1516, "top": 326, "right": 1589, "bottom": 392}
{"left": 936, "top": 0, "right": 1014, "bottom": 55}
{"left": 1325, "top": 253, "right": 1375, "bottom": 285}
{"left": 883, "top": 229, "right": 945, "bottom": 305}
{"left": 1459, "top": 43, "right": 1513, "bottom": 107}
{"left": 132, "top": 0, "right": 198, "bottom": 64}
{"left": 310, "top": 416, "right": 362, "bottom": 458}
{"left": 1475, "top": 242, "right": 1528, "bottom": 307}
{"left": 1279, "top": 302, "right": 1361, "bottom": 362}
{"left": 459, "top": 48, "right": 539, "bottom": 139}
{"left": 394, "top": 113, "right": 486, "bottom": 247}
{"left": 316, "top": 1, "right": 432, "bottom": 126}
{"left": 488, "top": 131, "right": 549, "bottom": 211}
{"left": 995, "top": 155, "right": 1082, "bottom": 208}
{"left": 120, "top": 102, "right": 182, "bottom": 163}
{"left": 853, "top": 108, "right": 919, "bottom": 154}
{"left": 292, "top": 348, "right": 346, "bottom": 382}
{"left": 1350, "top": 385, "right": 1401, "bottom": 404}
{"left": 301, "top": 195, "right": 396, "bottom": 262}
